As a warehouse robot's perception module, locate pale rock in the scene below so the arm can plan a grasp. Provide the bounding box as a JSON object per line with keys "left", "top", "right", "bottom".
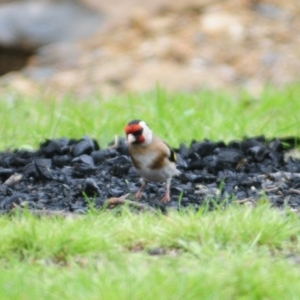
{"left": 125, "top": 61, "right": 216, "bottom": 92}
{"left": 200, "top": 12, "right": 245, "bottom": 41}
{"left": 0, "top": 72, "right": 38, "bottom": 95}
{"left": 34, "top": 42, "right": 84, "bottom": 67}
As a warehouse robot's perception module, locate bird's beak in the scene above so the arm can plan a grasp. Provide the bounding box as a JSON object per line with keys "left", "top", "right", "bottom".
{"left": 127, "top": 133, "right": 136, "bottom": 144}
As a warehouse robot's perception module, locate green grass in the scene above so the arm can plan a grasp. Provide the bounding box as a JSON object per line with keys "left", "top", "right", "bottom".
{"left": 1, "top": 85, "right": 300, "bottom": 299}
{"left": 1, "top": 205, "right": 300, "bottom": 300}
{"left": 0, "top": 85, "right": 300, "bottom": 150}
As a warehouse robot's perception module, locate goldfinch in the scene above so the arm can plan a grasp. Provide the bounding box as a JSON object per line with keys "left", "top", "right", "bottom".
{"left": 125, "top": 120, "right": 180, "bottom": 202}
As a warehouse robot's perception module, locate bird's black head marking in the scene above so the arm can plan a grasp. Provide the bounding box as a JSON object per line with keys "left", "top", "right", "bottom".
{"left": 128, "top": 120, "right": 141, "bottom": 125}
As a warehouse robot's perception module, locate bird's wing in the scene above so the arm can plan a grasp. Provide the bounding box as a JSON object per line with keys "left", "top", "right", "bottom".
{"left": 151, "top": 136, "right": 177, "bottom": 165}
{"left": 164, "top": 142, "right": 177, "bottom": 163}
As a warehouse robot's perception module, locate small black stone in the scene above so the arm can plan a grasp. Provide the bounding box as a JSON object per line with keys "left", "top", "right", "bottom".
{"left": 40, "top": 138, "right": 70, "bottom": 157}
{"left": 53, "top": 154, "right": 72, "bottom": 168}
{"left": 0, "top": 167, "right": 13, "bottom": 177}
{"left": 92, "top": 149, "right": 117, "bottom": 164}
{"left": 35, "top": 158, "right": 53, "bottom": 179}
{"left": 23, "top": 162, "right": 39, "bottom": 178}
{"left": 72, "top": 136, "right": 99, "bottom": 157}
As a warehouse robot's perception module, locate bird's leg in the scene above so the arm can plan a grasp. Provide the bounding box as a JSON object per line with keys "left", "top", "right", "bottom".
{"left": 161, "top": 178, "right": 171, "bottom": 203}
{"left": 134, "top": 178, "right": 147, "bottom": 199}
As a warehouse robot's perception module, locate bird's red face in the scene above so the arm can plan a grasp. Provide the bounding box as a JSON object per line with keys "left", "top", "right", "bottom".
{"left": 125, "top": 120, "right": 146, "bottom": 145}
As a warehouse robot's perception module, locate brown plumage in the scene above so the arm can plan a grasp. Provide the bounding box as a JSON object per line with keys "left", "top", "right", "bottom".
{"left": 125, "top": 120, "right": 180, "bottom": 202}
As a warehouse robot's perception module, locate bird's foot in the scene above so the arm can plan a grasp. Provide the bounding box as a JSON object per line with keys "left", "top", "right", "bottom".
{"left": 161, "top": 194, "right": 171, "bottom": 203}
{"left": 134, "top": 191, "right": 143, "bottom": 199}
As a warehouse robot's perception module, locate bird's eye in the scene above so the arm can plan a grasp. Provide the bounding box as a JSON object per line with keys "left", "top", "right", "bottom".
{"left": 135, "top": 129, "right": 143, "bottom": 136}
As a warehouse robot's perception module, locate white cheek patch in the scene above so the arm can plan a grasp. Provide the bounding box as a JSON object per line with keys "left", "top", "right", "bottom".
{"left": 127, "top": 134, "right": 135, "bottom": 144}
{"left": 139, "top": 122, "right": 153, "bottom": 145}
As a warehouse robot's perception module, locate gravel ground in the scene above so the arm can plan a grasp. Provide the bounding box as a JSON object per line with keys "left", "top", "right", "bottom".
{"left": 2, "top": 0, "right": 300, "bottom": 96}
{"left": 0, "top": 135, "right": 300, "bottom": 214}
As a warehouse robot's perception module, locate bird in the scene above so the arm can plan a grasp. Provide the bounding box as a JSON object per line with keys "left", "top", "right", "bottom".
{"left": 124, "top": 119, "right": 180, "bottom": 202}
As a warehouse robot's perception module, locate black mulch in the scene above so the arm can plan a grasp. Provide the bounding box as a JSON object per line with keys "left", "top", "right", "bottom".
{"left": 0, "top": 135, "right": 300, "bottom": 214}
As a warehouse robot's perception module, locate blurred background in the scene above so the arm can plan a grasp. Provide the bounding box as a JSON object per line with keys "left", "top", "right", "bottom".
{"left": 0, "top": 0, "right": 299, "bottom": 97}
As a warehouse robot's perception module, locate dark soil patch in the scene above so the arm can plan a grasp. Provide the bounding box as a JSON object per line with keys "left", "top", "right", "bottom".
{"left": 0, "top": 136, "right": 300, "bottom": 214}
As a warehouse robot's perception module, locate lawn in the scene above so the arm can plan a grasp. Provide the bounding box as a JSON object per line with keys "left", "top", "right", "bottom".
{"left": 0, "top": 85, "right": 300, "bottom": 299}
{"left": 1, "top": 85, "right": 299, "bottom": 150}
